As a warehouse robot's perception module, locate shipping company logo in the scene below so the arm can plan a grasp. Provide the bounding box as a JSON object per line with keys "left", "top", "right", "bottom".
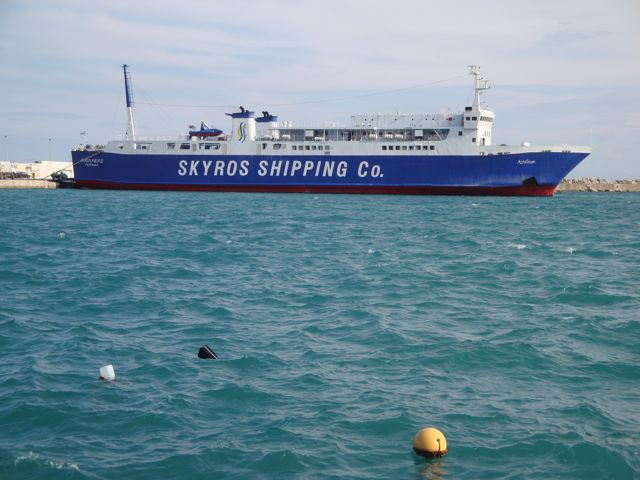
{"left": 238, "top": 122, "right": 247, "bottom": 142}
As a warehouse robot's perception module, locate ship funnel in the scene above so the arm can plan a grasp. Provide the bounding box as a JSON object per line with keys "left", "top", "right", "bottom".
{"left": 123, "top": 64, "right": 136, "bottom": 140}
{"left": 226, "top": 108, "right": 256, "bottom": 143}
{"left": 256, "top": 111, "right": 279, "bottom": 140}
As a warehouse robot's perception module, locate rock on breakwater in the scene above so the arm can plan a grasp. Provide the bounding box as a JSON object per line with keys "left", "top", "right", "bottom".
{"left": 558, "top": 178, "right": 640, "bottom": 192}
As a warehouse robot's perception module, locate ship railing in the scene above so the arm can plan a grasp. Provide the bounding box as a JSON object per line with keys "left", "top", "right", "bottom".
{"left": 113, "top": 134, "right": 192, "bottom": 141}
{"left": 275, "top": 121, "right": 349, "bottom": 129}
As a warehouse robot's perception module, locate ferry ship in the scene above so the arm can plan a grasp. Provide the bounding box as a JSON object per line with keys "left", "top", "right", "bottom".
{"left": 70, "top": 65, "right": 590, "bottom": 195}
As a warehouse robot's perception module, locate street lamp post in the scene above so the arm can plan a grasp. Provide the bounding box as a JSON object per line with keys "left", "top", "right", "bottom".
{"left": 3, "top": 135, "right": 7, "bottom": 162}
{"left": 48, "top": 137, "right": 52, "bottom": 161}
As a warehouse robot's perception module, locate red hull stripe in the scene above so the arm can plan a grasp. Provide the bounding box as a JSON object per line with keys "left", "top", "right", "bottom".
{"left": 74, "top": 180, "right": 557, "bottom": 196}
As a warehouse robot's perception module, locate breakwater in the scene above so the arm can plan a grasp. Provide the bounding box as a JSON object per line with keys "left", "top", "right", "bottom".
{"left": 558, "top": 178, "right": 640, "bottom": 192}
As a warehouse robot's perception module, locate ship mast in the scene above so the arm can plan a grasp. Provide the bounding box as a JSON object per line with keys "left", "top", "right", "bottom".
{"left": 469, "top": 65, "right": 490, "bottom": 109}
{"left": 123, "top": 64, "right": 136, "bottom": 141}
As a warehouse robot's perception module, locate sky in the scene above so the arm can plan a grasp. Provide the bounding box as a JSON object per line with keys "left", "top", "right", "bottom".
{"left": 1, "top": 0, "right": 639, "bottom": 178}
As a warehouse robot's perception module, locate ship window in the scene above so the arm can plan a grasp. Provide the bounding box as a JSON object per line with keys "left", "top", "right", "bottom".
{"left": 472, "top": 138, "right": 476, "bottom": 142}
{"left": 402, "top": 146, "right": 407, "bottom": 150}
{"left": 416, "top": 145, "right": 421, "bottom": 150}
{"left": 395, "top": 146, "right": 401, "bottom": 150}
{"left": 409, "top": 146, "right": 414, "bottom": 151}
{"left": 458, "top": 131, "right": 462, "bottom": 136}
{"left": 382, "top": 146, "right": 387, "bottom": 150}
{"left": 273, "top": 143, "right": 282, "bottom": 150}
{"left": 180, "top": 143, "right": 191, "bottom": 150}
{"left": 325, "top": 146, "right": 330, "bottom": 150}
{"left": 430, "top": 146, "right": 435, "bottom": 150}
{"left": 305, "top": 145, "right": 310, "bottom": 150}
{"left": 167, "top": 143, "right": 176, "bottom": 149}
{"left": 466, "top": 117, "right": 471, "bottom": 121}
{"left": 472, "top": 116, "right": 477, "bottom": 121}
{"left": 262, "top": 143, "right": 267, "bottom": 150}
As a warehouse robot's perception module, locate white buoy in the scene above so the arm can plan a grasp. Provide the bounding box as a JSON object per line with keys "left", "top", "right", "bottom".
{"left": 99, "top": 365, "right": 115, "bottom": 381}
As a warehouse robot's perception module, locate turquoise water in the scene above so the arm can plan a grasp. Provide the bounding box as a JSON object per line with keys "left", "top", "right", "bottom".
{"left": 0, "top": 190, "right": 638, "bottom": 479}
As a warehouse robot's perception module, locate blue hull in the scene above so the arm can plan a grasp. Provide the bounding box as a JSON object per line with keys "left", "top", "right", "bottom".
{"left": 70, "top": 151, "right": 588, "bottom": 196}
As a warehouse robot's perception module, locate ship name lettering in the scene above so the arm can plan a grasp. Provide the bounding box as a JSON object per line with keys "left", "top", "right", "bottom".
{"left": 83, "top": 157, "right": 103, "bottom": 167}
{"left": 178, "top": 160, "right": 188, "bottom": 176}
{"left": 178, "top": 159, "right": 250, "bottom": 177}
{"left": 257, "top": 159, "right": 348, "bottom": 178}
{"left": 517, "top": 159, "right": 535, "bottom": 165}
{"left": 180, "top": 159, "right": 357, "bottom": 178}
{"left": 357, "top": 161, "right": 383, "bottom": 178}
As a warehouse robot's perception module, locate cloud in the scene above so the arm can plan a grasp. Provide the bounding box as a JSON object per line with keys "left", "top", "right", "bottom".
{"left": 541, "top": 27, "right": 605, "bottom": 48}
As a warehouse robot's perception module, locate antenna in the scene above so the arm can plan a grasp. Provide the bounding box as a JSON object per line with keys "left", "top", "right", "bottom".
{"left": 123, "top": 64, "right": 136, "bottom": 140}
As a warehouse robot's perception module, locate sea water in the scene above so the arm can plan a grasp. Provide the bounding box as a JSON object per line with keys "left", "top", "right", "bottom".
{"left": 0, "top": 190, "right": 638, "bottom": 479}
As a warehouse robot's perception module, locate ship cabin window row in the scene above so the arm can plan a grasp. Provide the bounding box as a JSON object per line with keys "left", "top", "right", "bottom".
{"left": 381, "top": 145, "right": 435, "bottom": 151}
{"left": 164, "top": 142, "right": 222, "bottom": 151}
{"left": 199, "top": 143, "right": 221, "bottom": 150}
{"left": 290, "top": 145, "right": 332, "bottom": 151}
{"left": 260, "top": 144, "right": 334, "bottom": 151}
{"left": 464, "top": 115, "right": 493, "bottom": 123}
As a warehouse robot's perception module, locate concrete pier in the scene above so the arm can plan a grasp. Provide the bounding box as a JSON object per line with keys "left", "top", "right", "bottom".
{"left": 0, "top": 179, "right": 60, "bottom": 189}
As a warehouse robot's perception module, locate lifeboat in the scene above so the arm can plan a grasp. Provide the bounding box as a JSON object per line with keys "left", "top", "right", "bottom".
{"left": 189, "top": 121, "right": 223, "bottom": 138}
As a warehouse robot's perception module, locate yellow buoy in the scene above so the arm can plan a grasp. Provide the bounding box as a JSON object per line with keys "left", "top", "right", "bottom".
{"left": 413, "top": 427, "right": 448, "bottom": 458}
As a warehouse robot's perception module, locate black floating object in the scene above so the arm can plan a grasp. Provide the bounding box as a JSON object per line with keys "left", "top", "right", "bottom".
{"left": 198, "top": 344, "right": 218, "bottom": 359}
